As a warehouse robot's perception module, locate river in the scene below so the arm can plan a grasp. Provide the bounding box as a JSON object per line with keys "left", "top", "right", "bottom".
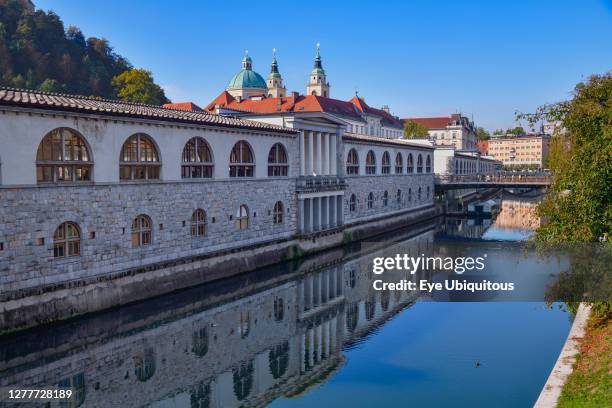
{"left": 0, "top": 194, "right": 572, "bottom": 408}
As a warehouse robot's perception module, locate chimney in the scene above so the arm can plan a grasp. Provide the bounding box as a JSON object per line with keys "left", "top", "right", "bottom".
{"left": 382, "top": 105, "right": 391, "bottom": 114}
{"left": 291, "top": 91, "right": 299, "bottom": 99}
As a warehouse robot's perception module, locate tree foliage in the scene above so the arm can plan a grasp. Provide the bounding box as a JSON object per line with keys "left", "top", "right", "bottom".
{"left": 112, "top": 69, "right": 169, "bottom": 105}
{"left": 476, "top": 127, "right": 490, "bottom": 141}
{"left": 0, "top": 0, "right": 169, "bottom": 104}
{"left": 403, "top": 120, "right": 429, "bottom": 139}
{"left": 517, "top": 72, "right": 612, "bottom": 243}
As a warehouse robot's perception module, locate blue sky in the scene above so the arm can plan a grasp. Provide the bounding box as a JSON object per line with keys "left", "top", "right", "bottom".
{"left": 36, "top": 0, "right": 612, "bottom": 130}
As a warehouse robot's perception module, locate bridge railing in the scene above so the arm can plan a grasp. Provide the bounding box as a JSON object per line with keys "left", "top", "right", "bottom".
{"left": 436, "top": 174, "right": 551, "bottom": 184}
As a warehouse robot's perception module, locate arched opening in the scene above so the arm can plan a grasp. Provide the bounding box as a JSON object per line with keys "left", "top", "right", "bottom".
{"left": 273, "top": 201, "right": 284, "bottom": 224}
{"left": 36, "top": 128, "right": 92, "bottom": 183}
{"left": 346, "top": 148, "right": 359, "bottom": 175}
{"left": 407, "top": 153, "right": 414, "bottom": 173}
{"left": 417, "top": 154, "right": 423, "bottom": 173}
{"left": 191, "top": 209, "right": 206, "bottom": 237}
{"left": 229, "top": 141, "right": 254, "bottom": 177}
{"left": 395, "top": 152, "right": 403, "bottom": 174}
{"left": 120, "top": 133, "right": 160, "bottom": 181}
{"left": 182, "top": 137, "right": 213, "bottom": 178}
{"left": 53, "top": 221, "right": 81, "bottom": 258}
{"left": 131, "top": 214, "right": 152, "bottom": 247}
{"left": 426, "top": 155, "right": 432, "bottom": 173}
{"left": 268, "top": 143, "right": 288, "bottom": 177}
{"left": 349, "top": 194, "right": 357, "bottom": 212}
{"left": 236, "top": 205, "right": 249, "bottom": 230}
{"left": 365, "top": 150, "right": 376, "bottom": 174}
{"left": 381, "top": 151, "right": 391, "bottom": 174}
{"left": 367, "top": 192, "right": 374, "bottom": 209}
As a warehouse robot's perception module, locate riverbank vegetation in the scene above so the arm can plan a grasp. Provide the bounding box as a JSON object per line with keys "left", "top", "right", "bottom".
{"left": 520, "top": 72, "right": 611, "bottom": 405}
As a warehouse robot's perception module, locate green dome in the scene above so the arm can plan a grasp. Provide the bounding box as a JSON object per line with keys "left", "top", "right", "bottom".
{"left": 227, "top": 69, "right": 267, "bottom": 90}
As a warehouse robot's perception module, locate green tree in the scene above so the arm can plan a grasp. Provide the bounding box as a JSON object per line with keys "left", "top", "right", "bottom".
{"left": 38, "top": 78, "right": 62, "bottom": 92}
{"left": 517, "top": 72, "right": 612, "bottom": 243}
{"left": 403, "top": 120, "right": 429, "bottom": 139}
{"left": 508, "top": 126, "right": 525, "bottom": 135}
{"left": 111, "top": 69, "right": 170, "bottom": 105}
{"left": 476, "top": 127, "right": 490, "bottom": 141}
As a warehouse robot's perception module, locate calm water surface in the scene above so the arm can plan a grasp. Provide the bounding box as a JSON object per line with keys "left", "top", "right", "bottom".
{"left": 0, "top": 195, "right": 571, "bottom": 408}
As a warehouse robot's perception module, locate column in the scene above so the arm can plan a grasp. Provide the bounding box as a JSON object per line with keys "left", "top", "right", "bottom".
{"left": 308, "top": 274, "right": 314, "bottom": 310}
{"left": 329, "top": 195, "right": 336, "bottom": 228}
{"left": 321, "top": 196, "right": 328, "bottom": 230}
{"left": 308, "top": 329, "right": 315, "bottom": 367}
{"left": 300, "top": 131, "right": 306, "bottom": 176}
{"left": 298, "top": 198, "right": 305, "bottom": 233}
{"left": 301, "top": 333, "right": 306, "bottom": 372}
{"left": 308, "top": 198, "right": 314, "bottom": 233}
{"left": 322, "top": 133, "right": 329, "bottom": 175}
{"left": 307, "top": 131, "right": 314, "bottom": 176}
{"left": 336, "top": 194, "right": 344, "bottom": 226}
{"left": 316, "top": 131, "right": 323, "bottom": 175}
{"left": 315, "top": 197, "right": 321, "bottom": 231}
{"left": 330, "top": 134, "right": 337, "bottom": 175}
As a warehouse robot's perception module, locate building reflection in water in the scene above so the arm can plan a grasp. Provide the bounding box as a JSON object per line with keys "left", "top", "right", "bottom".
{"left": 0, "top": 223, "right": 436, "bottom": 408}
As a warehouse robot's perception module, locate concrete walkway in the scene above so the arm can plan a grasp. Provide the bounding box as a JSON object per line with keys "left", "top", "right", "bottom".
{"left": 533, "top": 303, "right": 591, "bottom": 407}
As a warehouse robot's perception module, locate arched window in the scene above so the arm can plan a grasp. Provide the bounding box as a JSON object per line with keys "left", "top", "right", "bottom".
{"left": 408, "top": 188, "right": 412, "bottom": 202}
{"left": 346, "top": 302, "right": 359, "bottom": 332}
{"left": 426, "top": 155, "right": 432, "bottom": 173}
{"left": 192, "top": 326, "right": 209, "bottom": 357}
{"left": 236, "top": 205, "right": 249, "bottom": 230}
{"left": 233, "top": 361, "right": 254, "bottom": 401}
{"left": 229, "top": 141, "right": 254, "bottom": 177}
{"left": 182, "top": 137, "right": 213, "bottom": 179}
{"left": 273, "top": 201, "right": 284, "bottom": 224}
{"left": 120, "top": 134, "right": 160, "bottom": 181}
{"left": 407, "top": 153, "right": 414, "bottom": 173}
{"left": 365, "top": 296, "right": 375, "bottom": 321}
{"left": 268, "top": 143, "right": 288, "bottom": 176}
{"left": 269, "top": 341, "right": 289, "bottom": 379}
{"left": 274, "top": 296, "right": 284, "bottom": 321}
{"left": 349, "top": 194, "right": 357, "bottom": 212}
{"left": 53, "top": 222, "right": 80, "bottom": 258}
{"left": 381, "top": 151, "right": 391, "bottom": 174}
{"left": 191, "top": 209, "right": 206, "bottom": 237}
{"left": 427, "top": 186, "right": 431, "bottom": 199}
{"left": 131, "top": 214, "right": 152, "bottom": 247}
{"left": 365, "top": 150, "right": 376, "bottom": 174}
{"left": 383, "top": 190, "right": 388, "bottom": 206}
{"left": 238, "top": 311, "right": 251, "bottom": 338}
{"left": 396, "top": 189, "right": 402, "bottom": 204}
{"left": 346, "top": 148, "right": 359, "bottom": 175}
{"left": 417, "top": 154, "right": 423, "bottom": 173}
{"left": 36, "top": 128, "right": 92, "bottom": 183}
{"left": 418, "top": 187, "right": 422, "bottom": 201}
{"left": 367, "top": 192, "right": 374, "bottom": 209}
{"left": 134, "top": 348, "right": 156, "bottom": 382}
{"left": 395, "top": 152, "right": 403, "bottom": 174}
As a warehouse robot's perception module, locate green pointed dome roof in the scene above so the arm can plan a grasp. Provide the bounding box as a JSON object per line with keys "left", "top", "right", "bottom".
{"left": 227, "top": 53, "right": 267, "bottom": 90}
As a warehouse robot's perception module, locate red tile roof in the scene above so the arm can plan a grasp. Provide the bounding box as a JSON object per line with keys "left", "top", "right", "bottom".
{"left": 402, "top": 117, "right": 451, "bottom": 129}
{"left": 206, "top": 92, "right": 402, "bottom": 127}
{"left": 0, "top": 87, "right": 296, "bottom": 134}
{"left": 349, "top": 96, "right": 402, "bottom": 127}
{"left": 205, "top": 92, "right": 362, "bottom": 119}
{"left": 162, "top": 101, "right": 203, "bottom": 112}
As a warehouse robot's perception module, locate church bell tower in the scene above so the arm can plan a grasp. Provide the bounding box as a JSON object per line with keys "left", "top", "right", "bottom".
{"left": 306, "top": 43, "right": 330, "bottom": 97}
{"left": 267, "top": 48, "right": 286, "bottom": 98}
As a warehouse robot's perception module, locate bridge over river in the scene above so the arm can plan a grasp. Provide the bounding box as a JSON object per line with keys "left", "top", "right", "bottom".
{"left": 435, "top": 173, "right": 552, "bottom": 191}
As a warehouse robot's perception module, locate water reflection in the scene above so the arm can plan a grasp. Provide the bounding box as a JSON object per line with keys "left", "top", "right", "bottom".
{"left": 0, "top": 196, "right": 574, "bottom": 408}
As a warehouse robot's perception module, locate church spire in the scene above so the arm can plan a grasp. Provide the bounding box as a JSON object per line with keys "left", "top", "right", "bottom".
{"left": 306, "top": 43, "right": 330, "bottom": 97}
{"left": 267, "top": 48, "right": 286, "bottom": 97}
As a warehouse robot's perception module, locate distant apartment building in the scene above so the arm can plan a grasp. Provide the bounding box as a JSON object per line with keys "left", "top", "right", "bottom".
{"left": 402, "top": 114, "right": 478, "bottom": 151}
{"left": 488, "top": 134, "right": 551, "bottom": 168}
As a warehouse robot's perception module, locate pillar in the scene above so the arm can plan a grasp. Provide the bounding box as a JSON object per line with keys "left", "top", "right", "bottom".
{"left": 298, "top": 198, "right": 305, "bottom": 233}
{"left": 330, "top": 134, "right": 337, "bottom": 175}
{"left": 329, "top": 195, "right": 336, "bottom": 228}
{"left": 321, "top": 196, "right": 328, "bottom": 230}
{"left": 322, "top": 133, "right": 329, "bottom": 175}
{"left": 315, "top": 197, "right": 321, "bottom": 231}
{"left": 336, "top": 194, "right": 344, "bottom": 226}
{"left": 308, "top": 198, "right": 314, "bottom": 233}
{"left": 307, "top": 131, "right": 314, "bottom": 176}
{"left": 316, "top": 131, "right": 323, "bottom": 175}
{"left": 300, "top": 131, "right": 306, "bottom": 176}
